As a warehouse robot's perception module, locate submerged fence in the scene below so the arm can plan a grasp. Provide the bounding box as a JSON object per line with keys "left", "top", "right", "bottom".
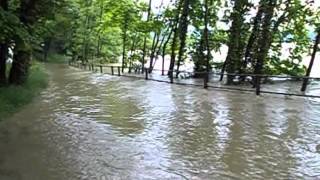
{"left": 69, "top": 61, "right": 320, "bottom": 99}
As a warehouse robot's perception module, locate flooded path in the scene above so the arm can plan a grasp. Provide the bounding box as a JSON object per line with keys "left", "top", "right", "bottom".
{"left": 0, "top": 64, "right": 320, "bottom": 180}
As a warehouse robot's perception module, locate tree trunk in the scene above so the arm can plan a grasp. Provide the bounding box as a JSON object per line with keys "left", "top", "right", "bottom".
{"left": 168, "top": 0, "right": 183, "bottom": 77}
{"left": 301, "top": 30, "right": 320, "bottom": 92}
{"left": 0, "top": 0, "right": 8, "bottom": 85}
{"left": 240, "top": 8, "right": 263, "bottom": 74}
{"left": 121, "top": 15, "right": 129, "bottom": 73}
{"left": 9, "top": 0, "right": 37, "bottom": 85}
{"left": 141, "top": 0, "right": 152, "bottom": 73}
{"left": 162, "top": 27, "right": 173, "bottom": 75}
{"left": 253, "top": 0, "right": 277, "bottom": 87}
{"left": 203, "top": 0, "right": 212, "bottom": 86}
{"left": 169, "top": 24, "right": 179, "bottom": 77}
{"left": 82, "top": 0, "right": 93, "bottom": 63}
{"left": 9, "top": 50, "right": 31, "bottom": 85}
{"left": 0, "top": 44, "right": 8, "bottom": 86}
{"left": 220, "top": 0, "right": 248, "bottom": 84}
{"left": 96, "top": 0, "right": 104, "bottom": 57}
{"left": 129, "top": 33, "right": 138, "bottom": 73}
{"left": 148, "top": 33, "right": 161, "bottom": 73}
{"left": 176, "top": 0, "right": 190, "bottom": 78}
{"left": 43, "top": 38, "right": 52, "bottom": 62}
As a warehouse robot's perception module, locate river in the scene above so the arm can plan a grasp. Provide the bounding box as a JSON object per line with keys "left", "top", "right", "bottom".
{"left": 0, "top": 64, "right": 319, "bottom": 180}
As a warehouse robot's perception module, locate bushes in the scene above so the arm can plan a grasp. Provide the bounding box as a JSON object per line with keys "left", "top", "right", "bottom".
{"left": 0, "top": 62, "right": 48, "bottom": 121}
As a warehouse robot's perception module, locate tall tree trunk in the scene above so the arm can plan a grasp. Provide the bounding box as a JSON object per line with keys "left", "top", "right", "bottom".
{"left": 43, "top": 38, "right": 52, "bottom": 62}
{"left": 203, "top": 0, "right": 212, "bottom": 86}
{"left": 220, "top": 0, "right": 248, "bottom": 84}
{"left": 121, "top": 15, "right": 129, "bottom": 73}
{"left": 9, "top": 0, "right": 37, "bottom": 85}
{"left": 148, "top": 33, "right": 161, "bottom": 73}
{"left": 162, "top": 27, "right": 173, "bottom": 75}
{"left": 241, "top": 0, "right": 290, "bottom": 77}
{"left": 240, "top": 8, "right": 263, "bottom": 74}
{"left": 82, "top": 0, "right": 92, "bottom": 63}
{"left": 253, "top": 0, "right": 277, "bottom": 87}
{"left": 129, "top": 33, "right": 138, "bottom": 73}
{"left": 141, "top": 0, "right": 152, "bottom": 73}
{"left": 96, "top": 0, "right": 104, "bottom": 57}
{"left": 9, "top": 50, "right": 31, "bottom": 85}
{"left": 168, "top": 0, "right": 183, "bottom": 77}
{"left": 0, "top": 44, "right": 8, "bottom": 86}
{"left": 301, "top": 29, "right": 320, "bottom": 92}
{"left": 176, "top": 0, "right": 190, "bottom": 78}
{"left": 169, "top": 23, "right": 179, "bottom": 77}
{"left": 0, "top": 0, "right": 8, "bottom": 85}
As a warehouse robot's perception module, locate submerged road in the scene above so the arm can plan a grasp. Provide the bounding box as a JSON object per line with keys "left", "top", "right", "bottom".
{"left": 0, "top": 64, "right": 319, "bottom": 180}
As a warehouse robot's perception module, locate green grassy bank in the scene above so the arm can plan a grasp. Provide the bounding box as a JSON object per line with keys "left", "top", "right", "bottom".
{"left": 0, "top": 62, "right": 48, "bottom": 121}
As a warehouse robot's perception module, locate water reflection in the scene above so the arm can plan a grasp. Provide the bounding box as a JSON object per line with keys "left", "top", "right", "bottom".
{"left": 0, "top": 64, "right": 319, "bottom": 179}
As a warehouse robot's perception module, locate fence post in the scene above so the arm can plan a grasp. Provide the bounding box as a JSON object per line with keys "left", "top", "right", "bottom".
{"left": 100, "top": 65, "right": 103, "bottom": 73}
{"left": 204, "top": 72, "right": 208, "bottom": 89}
{"left": 91, "top": 64, "right": 94, "bottom": 72}
{"left": 111, "top": 66, "right": 114, "bottom": 75}
{"left": 145, "top": 68, "right": 149, "bottom": 80}
{"left": 117, "top": 66, "right": 121, "bottom": 76}
{"left": 256, "top": 76, "right": 261, "bottom": 95}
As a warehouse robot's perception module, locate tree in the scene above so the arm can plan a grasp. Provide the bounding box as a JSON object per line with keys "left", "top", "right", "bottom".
{"left": 169, "top": 0, "right": 183, "bottom": 78}
{"left": 220, "top": 0, "right": 249, "bottom": 84}
{"left": 301, "top": 28, "right": 320, "bottom": 92}
{"left": 0, "top": 0, "right": 8, "bottom": 85}
{"left": 9, "top": 0, "right": 39, "bottom": 85}
{"left": 253, "top": 0, "right": 277, "bottom": 90}
{"left": 141, "top": 0, "right": 152, "bottom": 73}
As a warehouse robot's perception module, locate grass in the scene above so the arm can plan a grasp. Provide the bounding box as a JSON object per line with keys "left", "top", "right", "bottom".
{"left": 0, "top": 62, "right": 48, "bottom": 121}
{"left": 46, "top": 53, "right": 69, "bottom": 64}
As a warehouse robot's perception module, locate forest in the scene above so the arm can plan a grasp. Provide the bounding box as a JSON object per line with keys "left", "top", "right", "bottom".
{"left": 0, "top": 0, "right": 319, "bottom": 87}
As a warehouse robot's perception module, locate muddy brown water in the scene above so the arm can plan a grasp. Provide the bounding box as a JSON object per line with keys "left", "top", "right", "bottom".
{"left": 0, "top": 64, "right": 320, "bottom": 180}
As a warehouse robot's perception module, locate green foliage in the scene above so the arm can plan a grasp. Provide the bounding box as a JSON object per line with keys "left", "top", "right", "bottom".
{"left": 2, "top": 0, "right": 319, "bottom": 86}
{"left": 0, "top": 62, "right": 48, "bottom": 121}
{"left": 0, "top": 8, "right": 28, "bottom": 43}
{"left": 44, "top": 53, "right": 69, "bottom": 64}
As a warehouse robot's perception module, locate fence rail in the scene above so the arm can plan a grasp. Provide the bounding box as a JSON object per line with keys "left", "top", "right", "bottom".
{"left": 68, "top": 61, "right": 320, "bottom": 99}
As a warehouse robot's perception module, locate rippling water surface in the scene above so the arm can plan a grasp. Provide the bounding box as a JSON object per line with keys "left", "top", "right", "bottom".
{"left": 0, "top": 64, "right": 320, "bottom": 180}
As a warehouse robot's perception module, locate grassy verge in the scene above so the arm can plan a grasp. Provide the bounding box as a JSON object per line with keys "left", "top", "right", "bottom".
{"left": 0, "top": 62, "right": 48, "bottom": 121}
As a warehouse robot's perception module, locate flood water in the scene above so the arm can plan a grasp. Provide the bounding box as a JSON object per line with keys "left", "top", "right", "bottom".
{"left": 0, "top": 64, "right": 320, "bottom": 180}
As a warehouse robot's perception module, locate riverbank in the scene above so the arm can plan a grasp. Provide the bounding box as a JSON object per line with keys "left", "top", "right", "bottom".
{"left": 0, "top": 62, "right": 48, "bottom": 122}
